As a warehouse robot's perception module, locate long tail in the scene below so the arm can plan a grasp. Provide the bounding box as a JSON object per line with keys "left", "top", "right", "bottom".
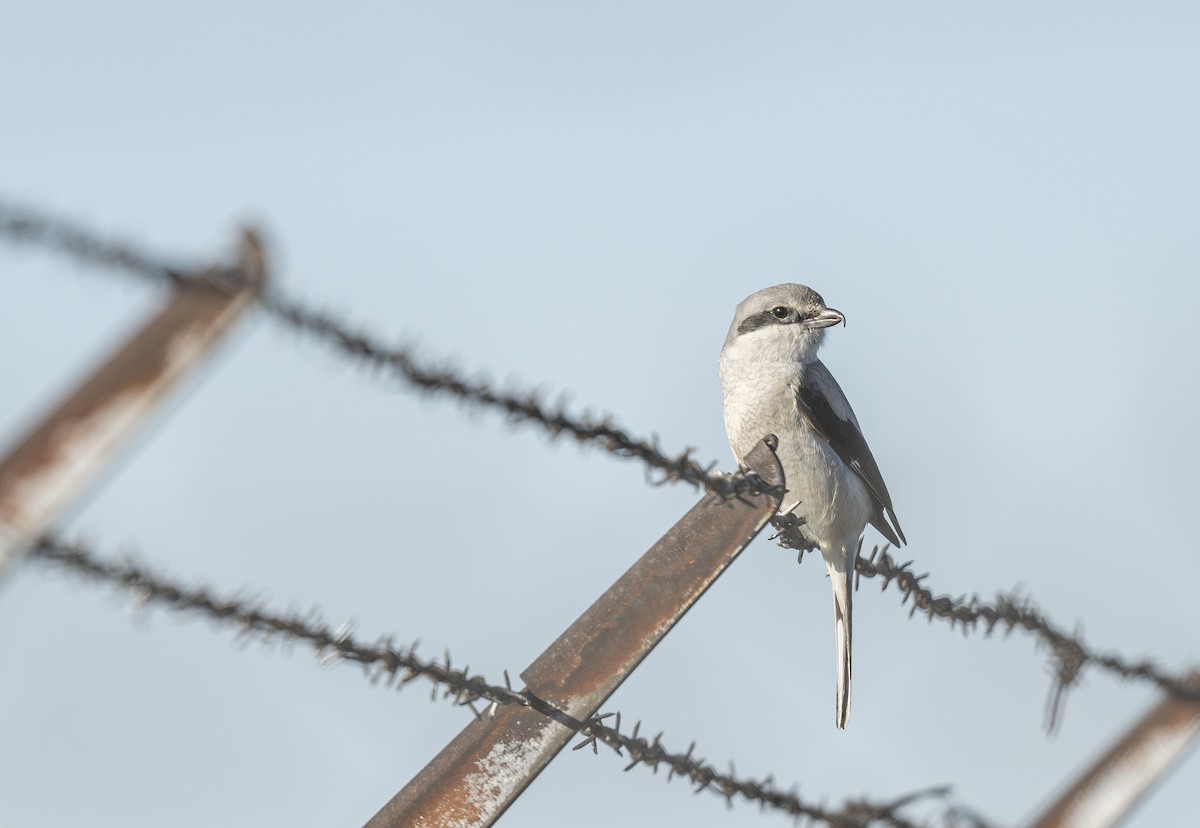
{"left": 827, "top": 552, "right": 854, "bottom": 729}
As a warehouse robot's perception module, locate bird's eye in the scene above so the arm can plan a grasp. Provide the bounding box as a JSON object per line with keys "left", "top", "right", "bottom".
{"left": 771, "top": 306, "right": 790, "bottom": 320}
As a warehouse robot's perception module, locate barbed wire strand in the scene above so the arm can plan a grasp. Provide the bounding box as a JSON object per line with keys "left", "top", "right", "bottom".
{"left": 27, "top": 535, "right": 970, "bottom": 828}
{"left": 0, "top": 201, "right": 773, "bottom": 503}
{"left": 769, "top": 516, "right": 1200, "bottom": 729}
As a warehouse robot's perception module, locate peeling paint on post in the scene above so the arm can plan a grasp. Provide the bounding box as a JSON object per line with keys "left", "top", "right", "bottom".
{"left": 0, "top": 230, "right": 266, "bottom": 577}
{"left": 365, "top": 438, "right": 784, "bottom": 828}
{"left": 1026, "top": 671, "right": 1200, "bottom": 828}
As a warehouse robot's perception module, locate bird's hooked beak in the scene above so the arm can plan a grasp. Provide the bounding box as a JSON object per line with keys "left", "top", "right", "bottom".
{"left": 804, "top": 307, "right": 846, "bottom": 329}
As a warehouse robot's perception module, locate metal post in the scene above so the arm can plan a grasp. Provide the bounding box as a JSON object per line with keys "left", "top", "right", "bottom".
{"left": 365, "top": 438, "right": 784, "bottom": 828}
{"left": 0, "top": 230, "right": 265, "bottom": 577}
{"left": 1025, "top": 671, "right": 1200, "bottom": 828}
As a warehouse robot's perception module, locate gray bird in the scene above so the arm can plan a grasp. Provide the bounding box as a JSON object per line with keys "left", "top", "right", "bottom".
{"left": 719, "top": 284, "right": 904, "bottom": 729}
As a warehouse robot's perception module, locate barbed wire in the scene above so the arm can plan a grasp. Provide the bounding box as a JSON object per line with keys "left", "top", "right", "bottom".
{"left": 11, "top": 201, "right": 1194, "bottom": 714}
{"left": 0, "top": 200, "right": 774, "bottom": 503}
{"left": 27, "top": 534, "right": 973, "bottom": 828}
{"left": 769, "top": 516, "right": 1200, "bottom": 729}
{"left": 0, "top": 202, "right": 191, "bottom": 288}
{"left": 7, "top": 198, "right": 1195, "bottom": 818}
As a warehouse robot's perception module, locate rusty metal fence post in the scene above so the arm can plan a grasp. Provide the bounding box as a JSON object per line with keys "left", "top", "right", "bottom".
{"left": 365, "top": 437, "right": 784, "bottom": 828}
{"left": 0, "top": 230, "right": 264, "bottom": 578}
{"left": 1025, "top": 671, "right": 1200, "bottom": 828}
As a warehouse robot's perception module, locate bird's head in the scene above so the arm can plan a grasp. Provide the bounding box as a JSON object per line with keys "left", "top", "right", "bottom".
{"left": 723, "top": 283, "right": 845, "bottom": 363}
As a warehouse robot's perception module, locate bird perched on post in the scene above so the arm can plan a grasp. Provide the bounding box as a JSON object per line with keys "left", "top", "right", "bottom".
{"left": 719, "top": 284, "right": 905, "bottom": 729}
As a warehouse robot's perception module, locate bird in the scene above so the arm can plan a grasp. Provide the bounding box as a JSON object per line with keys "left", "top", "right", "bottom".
{"left": 719, "top": 284, "right": 904, "bottom": 729}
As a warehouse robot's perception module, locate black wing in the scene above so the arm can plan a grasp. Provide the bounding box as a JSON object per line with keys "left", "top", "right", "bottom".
{"left": 795, "top": 367, "right": 906, "bottom": 547}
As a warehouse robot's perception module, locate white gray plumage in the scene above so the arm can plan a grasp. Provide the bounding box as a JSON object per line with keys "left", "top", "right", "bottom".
{"left": 719, "top": 284, "right": 904, "bottom": 729}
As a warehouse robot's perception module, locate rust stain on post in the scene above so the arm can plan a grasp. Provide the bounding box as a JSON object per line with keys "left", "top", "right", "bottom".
{"left": 0, "top": 230, "right": 265, "bottom": 574}
{"left": 366, "top": 439, "right": 784, "bottom": 828}
{"left": 1026, "top": 671, "right": 1200, "bottom": 828}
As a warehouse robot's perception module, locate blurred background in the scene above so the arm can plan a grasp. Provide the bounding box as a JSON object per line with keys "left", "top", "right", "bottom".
{"left": 2, "top": 2, "right": 1198, "bottom": 825}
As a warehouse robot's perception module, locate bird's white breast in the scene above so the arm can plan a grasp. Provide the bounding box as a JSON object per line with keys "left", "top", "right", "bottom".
{"left": 719, "top": 337, "right": 871, "bottom": 551}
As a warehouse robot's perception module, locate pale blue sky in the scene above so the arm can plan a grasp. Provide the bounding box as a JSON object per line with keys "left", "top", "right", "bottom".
{"left": 2, "top": 3, "right": 1199, "bottom": 826}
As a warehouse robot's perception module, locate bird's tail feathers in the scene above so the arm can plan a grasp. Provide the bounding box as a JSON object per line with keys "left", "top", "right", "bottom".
{"left": 827, "top": 558, "right": 853, "bottom": 730}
